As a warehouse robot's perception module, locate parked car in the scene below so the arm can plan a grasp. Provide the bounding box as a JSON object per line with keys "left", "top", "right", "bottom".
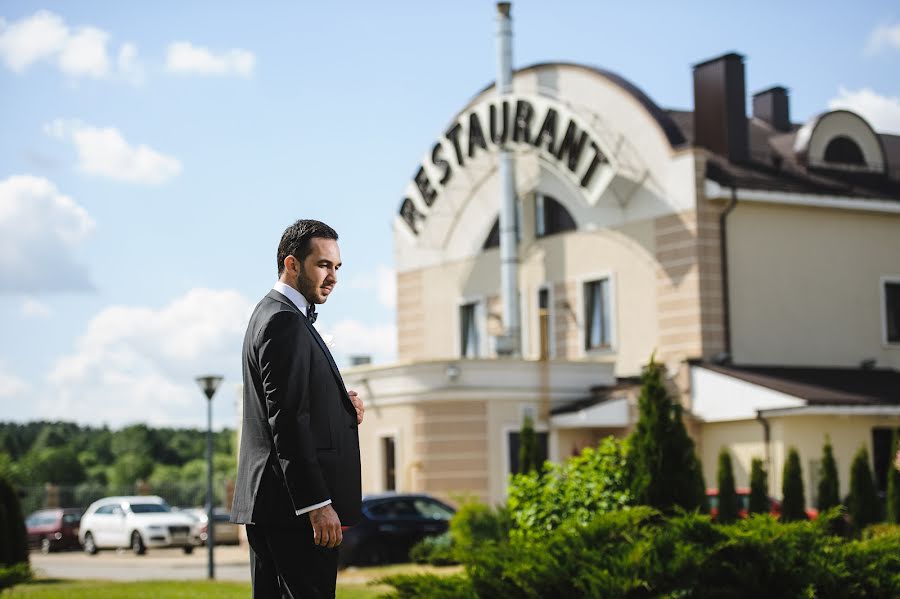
{"left": 706, "top": 488, "right": 818, "bottom": 520}
{"left": 78, "top": 496, "right": 196, "bottom": 555}
{"left": 338, "top": 493, "right": 455, "bottom": 568}
{"left": 181, "top": 507, "right": 241, "bottom": 545}
{"left": 25, "top": 508, "right": 83, "bottom": 553}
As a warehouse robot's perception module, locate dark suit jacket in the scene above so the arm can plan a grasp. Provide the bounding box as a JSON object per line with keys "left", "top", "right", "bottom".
{"left": 232, "top": 290, "right": 361, "bottom": 527}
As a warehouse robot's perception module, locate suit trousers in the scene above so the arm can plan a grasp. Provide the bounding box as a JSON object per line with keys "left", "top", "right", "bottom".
{"left": 246, "top": 519, "right": 338, "bottom": 599}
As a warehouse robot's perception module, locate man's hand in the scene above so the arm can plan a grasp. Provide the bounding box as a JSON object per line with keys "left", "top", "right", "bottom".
{"left": 349, "top": 390, "right": 364, "bottom": 425}
{"left": 309, "top": 504, "right": 342, "bottom": 548}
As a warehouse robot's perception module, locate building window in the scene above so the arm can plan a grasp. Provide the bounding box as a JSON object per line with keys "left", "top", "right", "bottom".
{"left": 584, "top": 278, "right": 611, "bottom": 350}
{"left": 382, "top": 436, "right": 396, "bottom": 491}
{"left": 884, "top": 280, "right": 900, "bottom": 344}
{"left": 460, "top": 302, "right": 480, "bottom": 357}
{"left": 535, "top": 194, "right": 576, "bottom": 237}
{"left": 823, "top": 135, "right": 865, "bottom": 166}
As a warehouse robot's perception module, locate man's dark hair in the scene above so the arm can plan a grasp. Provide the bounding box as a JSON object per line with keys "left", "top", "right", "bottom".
{"left": 277, "top": 219, "right": 338, "bottom": 275}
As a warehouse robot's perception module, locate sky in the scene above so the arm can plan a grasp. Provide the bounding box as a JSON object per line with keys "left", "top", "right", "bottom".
{"left": 1, "top": 1, "right": 899, "bottom": 430}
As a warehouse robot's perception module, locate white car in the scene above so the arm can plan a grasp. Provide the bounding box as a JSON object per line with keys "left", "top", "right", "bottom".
{"left": 78, "top": 496, "right": 196, "bottom": 555}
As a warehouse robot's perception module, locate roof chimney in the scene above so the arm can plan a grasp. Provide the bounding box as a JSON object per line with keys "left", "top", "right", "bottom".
{"left": 692, "top": 52, "right": 748, "bottom": 163}
{"left": 752, "top": 86, "right": 791, "bottom": 132}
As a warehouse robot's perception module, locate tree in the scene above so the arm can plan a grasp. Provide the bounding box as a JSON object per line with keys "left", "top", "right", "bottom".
{"left": 847, "top": 446, "right": 879, "bottom": 529}
{"left": 716, "top": 449, "right": 739, "bottom": 523}
{"left": 21, "top": 447, "right": 86, "bottom": 486}
{"left": 628, "top": 356, "right": 706, "bottom": 513}
{"left": 816, "top": 436, "right": 840, "bottom": 512}
{"left": 107, "top": 453, "right": 154, "bottom": 489}
{"left": 518, "top": 413, "right": 539, "bottom": 474}
{"left": 887, "top": 430, "right": 900, "bottom": 524}
{"left": 748, "top": 457, "right": 769, "bottom": 515}
{"left": 781, "top": 447, "right": 806, "bottom": 522}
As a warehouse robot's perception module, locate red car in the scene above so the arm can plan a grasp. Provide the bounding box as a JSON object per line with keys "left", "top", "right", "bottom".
{"left": 26, "top": 508, "right": 83, "bottom": 553}
{"left": 706, "top": 488, "right": 818, "bottom": 520}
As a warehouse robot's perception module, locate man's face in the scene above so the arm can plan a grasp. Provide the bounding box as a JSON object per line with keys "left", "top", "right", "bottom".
{"left": 294, "top": 237, "right": 341, "bottom": 305}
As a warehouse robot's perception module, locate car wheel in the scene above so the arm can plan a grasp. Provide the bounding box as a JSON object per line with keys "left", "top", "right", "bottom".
{"left": 40, "top": 537, "right": 52, "bottom": 554}
{"left": 131, "top": 531, "right": 146, "bottom": 556}
{"left": 83, "top": 532, "right": 98, "bottom": 555}
{"left": 182, "top": 545, "right": 194, "bottom": 555}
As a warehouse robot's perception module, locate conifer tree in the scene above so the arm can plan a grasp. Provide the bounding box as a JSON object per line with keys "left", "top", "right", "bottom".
{"left": 716, "top": 448, "right": 739, "bottom": 523}
{"left": 887, "top": 430, "right": 900, "bottom": 524}
{"left": 628, "top": 356, "right": 706, "bottom": 513}
{"left": 781, "top": 447, "right": 806, "bottom": 521}
{"left": 748, "top": 457, "right": 769, "bottom": 515}
{"left": 816, "top": 435, "right": 840, "bottom": 512}
{"left": 848, "top": 446, "right": 879, "bottom": 529}
{"left": 518, "top": 413, "right": 539, "bottom": 474}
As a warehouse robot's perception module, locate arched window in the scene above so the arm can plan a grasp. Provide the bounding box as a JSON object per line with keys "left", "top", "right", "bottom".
{"left": 823, "top": 136, "right": 865, "bottom": 166}
{"left": 535, "top": 195, "right": 576, "bottom": 237}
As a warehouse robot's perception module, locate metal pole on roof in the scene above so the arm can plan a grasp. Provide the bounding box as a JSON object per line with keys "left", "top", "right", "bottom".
{"left": 496, "top": 2, "right": 520, "bottom": 357}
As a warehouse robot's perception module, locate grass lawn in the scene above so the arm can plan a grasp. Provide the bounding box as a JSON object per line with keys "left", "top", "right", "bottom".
{"left": 4, "top": 579, "right": 385, "bottom": 598}
{"left": 4, "top": 564, "right": 462, "bottom": 598}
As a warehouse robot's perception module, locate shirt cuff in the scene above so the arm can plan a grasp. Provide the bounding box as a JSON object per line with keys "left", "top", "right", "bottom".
{"left": 295, "top": 499, "right": 331, "bottom": 516}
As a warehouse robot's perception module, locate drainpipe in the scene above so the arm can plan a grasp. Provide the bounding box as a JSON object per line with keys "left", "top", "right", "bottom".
{"left": 719, "top": 181, "right": 738, "bottom": 360}
{"left": 496, "top": 2, "right": 520, "bottom": 357}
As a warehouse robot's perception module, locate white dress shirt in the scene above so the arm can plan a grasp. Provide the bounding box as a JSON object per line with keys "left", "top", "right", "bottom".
{"left": 271, "top": 281, "right": 332, "bottom": 516}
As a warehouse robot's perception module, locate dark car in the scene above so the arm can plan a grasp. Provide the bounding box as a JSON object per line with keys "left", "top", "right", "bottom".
{"left": 26, "top": 508, "right": 83, "bottom": 553}
{"left": 338, "top": 493, "right": 455, "bottom": 567}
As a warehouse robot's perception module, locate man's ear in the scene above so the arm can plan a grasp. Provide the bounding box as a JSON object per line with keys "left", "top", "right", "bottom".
{"left": 283, "top": 255, "right": 299, "bottom": 275}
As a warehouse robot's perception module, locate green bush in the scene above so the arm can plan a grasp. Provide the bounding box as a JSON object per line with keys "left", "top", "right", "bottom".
{"left": 448, "top": 502, "right": 509, "bottom": 557}
{"left": 818, "top": 435, "right": 841, "bottom": 512}
{"left": 848, "top": 445, "right": 880, "bottom": 529}
{"left": 748, "top": 457, "right": 768, "bottom": 515}
{"left": 378, "top": 573, "right": 476, "bottom": 599}
{"left": 781, "top": 447, "right": 807, "bottom": 521}
{"left": 716, "top": 448, "right": 738, "bottom": 523}
{"left": 886, "top": 430, "right": 899, "bottom": 524}
{"left": 409, "top": 532, "right": 458, "bottom": 566}
{"left": 0, "top": 563, "right": 32, "bottom": 592}
{"left": 507, "top": 436, "right": 630, "bottom": 539}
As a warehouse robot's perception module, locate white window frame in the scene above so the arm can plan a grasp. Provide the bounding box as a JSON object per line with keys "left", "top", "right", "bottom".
{"left": 881, "top": 275, "right": 900, "bottom": 347}
{"left": 457, "top": 295, "right": 488, "bottom": 358}
{"left": 575, "top": 271, "right": 618, "bottom": 357}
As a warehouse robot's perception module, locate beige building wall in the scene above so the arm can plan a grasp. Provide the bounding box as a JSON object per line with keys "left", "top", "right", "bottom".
{"left": 357, "top": 403, "right": 419, "bottom": 495}
{"left": 728, "top": 203, "right": 900, "bottom": 370}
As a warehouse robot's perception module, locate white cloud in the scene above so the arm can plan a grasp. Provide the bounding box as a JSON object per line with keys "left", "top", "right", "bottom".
{"left": 0, "top": 10, "right": 68, "bottom": 72}
{"left": 0, "top": 175, "right": 94, "bottom": 293}
{"left": 46, "top": 288, "right": 253, "bottom": 427}
{"left": 828, "top": 87, "right": 900, "bottom": 134}
{"left": 22, "top": 298, "right": 53, "bottom": 318}
{"left": 865, "top": 23, "right": 900, "bottom": 55}
{"left": 0, "top": 11, "right": 142, "bottom": 82}
{"left": 58, "top": 26, "right": 110, "bottom": 78}
{"left": 0, "top": 362, "right": 29, "bottom": 399}
{"left": 117, "top": 42, "right": 145, "bottom": 86}
{"left": 45, "top": 119, "right": 182, "bottom": 184}
{"left": 319, "top": 319, "right": 397, "bottom": 367}
{"left": 165, "top": 41, "right": 255, "bottom": 77}
{"left": 347, "top": 264, "right": 396, "bottom": 310}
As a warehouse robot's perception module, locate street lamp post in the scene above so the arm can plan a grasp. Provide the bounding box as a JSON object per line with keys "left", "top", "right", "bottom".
{"left": 196, "top": 375, "right": 223, "bottom": 580}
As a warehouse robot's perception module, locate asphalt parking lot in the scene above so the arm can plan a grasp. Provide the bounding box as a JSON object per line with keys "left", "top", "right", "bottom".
{"left": 30, "top": 545, "right": 252, "bottom": 581}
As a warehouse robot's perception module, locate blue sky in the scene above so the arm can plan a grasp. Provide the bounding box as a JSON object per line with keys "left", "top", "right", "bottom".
{"left": 1, "top": 1, "right": 898, "bottom": 429}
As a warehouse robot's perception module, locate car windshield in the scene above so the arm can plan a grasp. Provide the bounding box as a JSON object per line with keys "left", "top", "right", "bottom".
{"left": 129, "top": 503, "right": 170, "bottom": 514}
{"left": 62, "top": 513, "right": 81, "bottom": 524}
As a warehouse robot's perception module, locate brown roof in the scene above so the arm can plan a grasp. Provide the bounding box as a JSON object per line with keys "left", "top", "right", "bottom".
{"left": 695, "top": 363, "right": 900, "bottom": 406}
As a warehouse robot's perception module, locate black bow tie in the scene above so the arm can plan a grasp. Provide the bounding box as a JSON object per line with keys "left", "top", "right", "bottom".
{"left": 306, "top": 304, "right": 317, "bottom": 324}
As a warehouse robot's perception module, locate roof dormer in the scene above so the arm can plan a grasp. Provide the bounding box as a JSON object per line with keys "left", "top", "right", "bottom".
{"left": 793, "top": 110, "right": 886, "bottom": 174}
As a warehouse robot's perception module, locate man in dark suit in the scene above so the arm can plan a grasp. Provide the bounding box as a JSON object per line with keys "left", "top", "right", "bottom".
{"left": 232, "top": 219, "right": 364, "bottom": 598}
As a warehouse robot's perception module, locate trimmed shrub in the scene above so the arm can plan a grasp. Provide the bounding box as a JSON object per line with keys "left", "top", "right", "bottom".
{"left": 409, "top": 531, "right": 458, "bottom": 566}
{"left": 627, "top": 357, "right": 706, "bottom": 513}
{"left": 448, "top": 502, "right": 509, "bottom": 557}
{"left": 378, "top": 573, "right": 476, "bottom": 599}
{"left": 781, "top": 447, "right": 807, "bottom": 521}
{"left": 887, "top": 430, "right": 899, "bottom": 524}
{"left": 748, "top": 457, "right": 769, "bottom": 515}
{"left": 848, "top": 445, "right": 880, "bottom": 529}
{"left": 507, "top": 436, "right": 630, "bottom": 539}
{"left": 716, "top": 448, "right": 738, "bottom": 523}
{"left": 818, "top": 435, "right": 841, "bottom": 512}
{"left": 517, "top": 413, "right": 539, "bottom": 475}
{"left": 0, "top": 563, "right": 32, "bottom": 592}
